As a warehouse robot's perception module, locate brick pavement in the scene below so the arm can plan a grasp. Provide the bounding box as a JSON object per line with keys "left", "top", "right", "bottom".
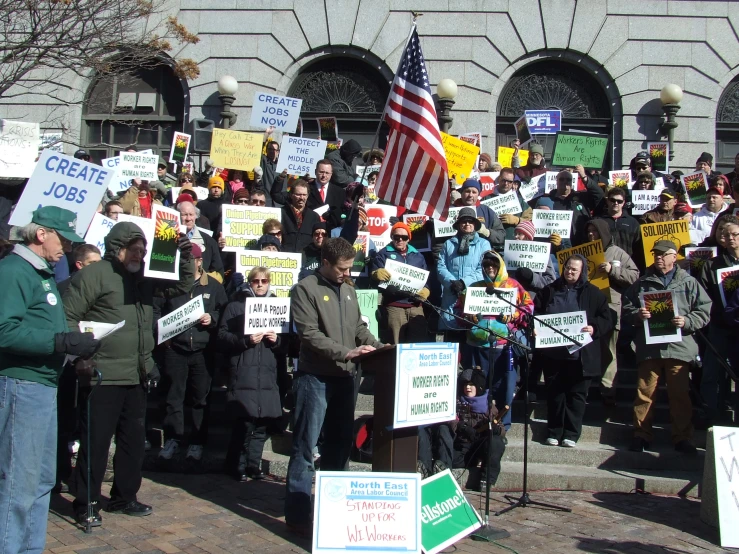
{"left": 44, "top": 472, "right": 731, "bottom": 554}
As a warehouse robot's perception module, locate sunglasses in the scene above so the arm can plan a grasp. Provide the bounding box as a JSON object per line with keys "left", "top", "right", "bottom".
{"left": 499, "top": 178, "right": 515, "bottom": 185}
{"left": 235, "top": 199, "right": 250, "bottom": 204}
{"left": 313, "top": 231, "right": 327, "bottom": 237}
{"left": 392, "top": 234, "right": 409, "bottom": 241}
{"left": 268, "top": 231, "right": 282, "bottom": 236}
{"left": 181, "top": 178, "right": 193, "bottom": 182}
{"left": 250, "top": 278, "right": 269, "bottom": 285}
{"left": 250, "top": 199, "right": 266, "bottom": 206}
{"left": 608, "top": 198, "right": 624, "bottom": 204}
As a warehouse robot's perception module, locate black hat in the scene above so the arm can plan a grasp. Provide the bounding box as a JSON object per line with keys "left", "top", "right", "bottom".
{"left": 256, "top": 234, "right": 281, "bottom": 251}
{"left": 453, "top": 207, "right": 481, "bottom": 231}
{"left": 459, "top": 368, "right": 486, "bottom": 395}
{"left": 74, "top": 149, "right": 90, "bottom": 160}
{"left": 697, "top": 152, "right": 713, "bottom": 165}
{"left": 634, "top": 151, "right": 650, "bottom": 163}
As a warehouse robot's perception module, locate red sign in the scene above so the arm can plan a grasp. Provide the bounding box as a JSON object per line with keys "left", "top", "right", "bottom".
{"left": 478, "top": 172, "right": 499, "bottom": 198}
{"left": 366, "top": 205, "right": 397, "bottom": 237}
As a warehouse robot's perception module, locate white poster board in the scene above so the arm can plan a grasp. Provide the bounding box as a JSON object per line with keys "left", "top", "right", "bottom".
{"left": 479, "top": 190, "right": 521, "bottom": 215}
{"left": 221, "top": 204, "right": 282, "bottom": 251}
{"left": 503, "top": 239, "right": 550, "bottom": 273}
{"left": 608, "top": 170, "right": 633, "bottom": 189}
{"left": 243, "top": 297, "right": 291, "bottom": 334}
{"left": 532, "top": 209, "right": 573, "bottom": 239}
{"left": 432, "top": 207, "right": 463, "bottom": 238}
{"left": 462, "top": 287, "right": 516, "bottom": 316}
{"left": 717, "top": 265, "right": 739, "bottom": 307}
{"left": 631, "top": 190, "right": 661, "bottom": 216}
{"left": 0, "top": 120, "right": 39, "bottom": 178}
{"left": 235, "top": 250, "right": 302, "bottom": 297}
{"left": 9, "top": 150, "right": 112, "bottom": 235}
{"left": 102, "top": 155, "right": 132, "bottom": 195}
{"left": 519, "top": 176, "right": 541, "bottom": 202}
{"left": 312, "top": 471, "right": 422, "bottom": 554}
{"left": 116, "top": 213, "right": 157, "bottom": 275}
{"left": 639, "top": 290, "right": 681, "bottom": 345}
{"left": 84, "top": 212, "right": 116, "bottom": 256}
{"left": 544, "top": 171, "right": 577, "bottom": 193}
{"left": 713, "top": 426, "right": 739, "bottom": 548}
{"left": 157, "top": 296, "right": 205, "bottom": 344}
{"left": 276, "top": 136, "right": 327, "bottom": 177}
{"left": 534, "top": 310, "right": 591, "bottom": 348}
{"left": 171, "top": 186, "right": 211, "bottom": 203}
{"left": 119, "top": 152, "right": 158, "bottom": 180}
{"left": 377, "top": 259, "right": 429, "bottom": 293}
{"left": 393, "top": 342, "right": 458, "bottom": 429}
{"left": 250, "top": 91, "right": 303, "bottom": 133}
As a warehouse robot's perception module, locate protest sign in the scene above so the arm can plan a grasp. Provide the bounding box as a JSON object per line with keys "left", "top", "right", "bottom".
{"left": 169, "top": 132, "right": 191, "bottom": 164}
{"left": 182, "top": 161, "right": 194, "bottom": 175}
{"left": 119, "top": 152, "right": 158, "bottom": 181}
{"left": 40, "top": 132, "right": 63, "bottom": 153}
{"left": 514, "top": 115, "right": 532, "bottom": 146}
{"left": 117, "top": 214, "right": 168, "bottom": 281}
{"left": 534, "top": 311, "right": 591, "bottom": 348}
{"left": 480, "top": 190, "right": 521, "bottom": 215}
{"left": 477, "top": 172, "right": 500, "bottom": 198}
{"left": 250, "top": 91, "right": 302, "bottom": 133}
{"left": 519, "top": 176, "right": 540, "bottom": 202}
{"left": 441, "top": 132, "right": 479, "bottom": 185}
{"left": 84, "top": 213, "right": 116, "bottom": 256}
{"left": 221, "top": 204, "right": 282, "bottom": 251}
{"left": 210, "top": 128, "right": 262, "bottom": 171}
{"left": 243, "top": 297, "right": 290, "bottom": 334}
{"left": 681, "top": 171, "right": 709, "bottom": 209}
{"left": 533, "top": 209, "right": 573, "bottom": 239}
{"left": 503, "top": 240, "right": 550, "bottom": 273}
{"left": 544, "top": 171, "right": 578, "bottom": 193}
{"left": 356, "top": 289, "right": 379, "bottom": 337}
{"left": 295, "top": 117, "right": 303, "bottom": 137}
{"left": 378, "top": 259, "right": 429, "bottom": 293}
{"left": 276, "top": 136, "right": 327, "bottom": 177}
{"left": 609, "top": 170, "right": 632, "bottom": 189}
{"left": 525, "top": 110, "right": 561, "bottom": 134}
{"left": 317, "top": 116, "right": 339, "bottom": 141}
{"left": 394, "top": 343, "right": 458, "bottom": 429}
{"left": 157, "top": 296, "right": 204, "bottom": 344}
{"left": 631, "top": 190, "right": 661, "bottom": 215}
{"left": 312, "top": 471, "right": 422, "bottom": 554}
{"left": 9, "top": 150, "right": 112, "bottom": 235}
{"left": 356, "top": 164, "right": 382, "bottom": 181}
{"left": 101, "top": 156, "right": 131, "bottom": 195}
{"left": 366, "top": 204, "right": 397, "bottom": 238}
{"left": 685, "top": 246, "right": 717, "bottom": 275}
{"left": 496, "top": 146, "right": 528, "bottom": 168}
{"left": 403, "top": 214, "right": 431, "bottom": 252}
{"left": 640, "top": 290, "right": 680, "bottom": 344}
{"left": 147, "top": 205, "right": 181, "bottom": 280}
{"left": 235, "top": 250, "right": 302, "bottom": 297}
{"left": 352, "top": 232, "right": 369, "bottom": 277}
{"left": 717, "top": 265, "right": 739, "bottom": 307}
{"left": 0, "top": 120, "right": 39, "bottom": 178}
{"left": 556, "top": 240, "right": 610, "bottom": 300}
{"left": 640, "top": 220, "right": 691, "bottom": 266}
{"left": 421, "top": 469, "right": 481, "bottom": 554}
{"left": 648, "top": 142, "right": 669, "bottom": 172}
{"left": 462, "top": 287, "right": 516, "bottom": 316}
{"left": 433, "top": 207, "right": 463, "bottom": 238}
{"left": 550, "top": 132, "right": 609, "bottom": 169}
{"left": 712, "top": 426, "right": 739, "bottom": 547}
{"left": 171, "top": 186, "right": 210, "bottom": 203}
{"left": 459, "top": 132, "right": 482, "bottom": 148}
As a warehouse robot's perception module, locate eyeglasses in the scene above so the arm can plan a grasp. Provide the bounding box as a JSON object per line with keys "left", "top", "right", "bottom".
{"left": 391, "top": 234, "right": 409, "bottom": 241}
{"left": 722, "top": 231, "right": 739, "bottom": 239}
{"left": 268, "top": 231, "right": 282, "bottom": 236}
{"left": 499, "top": 178, "right": 515, "bottom": 185}
{"left": 235, "top": 198, "right": 250, "bottom": 204}
{"left": 127, "top": 247, "right": 147, "bottom": 256}
{"left": 608, "top": 198, "right": 624, "bottom": 204}
{"left": 459, "top": 220, "right": 475, "bottom": 225}
{"left": 250, "top": 199, "right": 266, "bottom": 206}
{"left": 250, "top": 278, "right": 270, "bottom": 285}
{"left": 653, "top": 252, "right": 676, "bottom": 258}
{"left": 181, "top": 178, "right": 193, "bottom": 182}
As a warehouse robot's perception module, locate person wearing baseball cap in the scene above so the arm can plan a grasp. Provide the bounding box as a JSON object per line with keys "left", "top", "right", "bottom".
{"left": 0, "top": 206, "right": 100, "bottom": 550}
{"left": 629, "top": 150, "right": 676, "bottom": 193}
{"left": 622, "top": 238, "right": 711, "bottom": 455}
{"left": 640, "top": 189, "right": 678, "bottom": 225}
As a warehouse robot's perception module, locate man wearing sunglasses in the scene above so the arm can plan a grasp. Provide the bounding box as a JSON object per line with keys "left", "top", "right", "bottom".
{"left": 299, "top": 222, "right": 327, "bottom": 279}
{"left": 595, "top": 187, "right": 641, "bottom": 258}
{"left": 542, "top": 169, "right": 604, "bottom": 246}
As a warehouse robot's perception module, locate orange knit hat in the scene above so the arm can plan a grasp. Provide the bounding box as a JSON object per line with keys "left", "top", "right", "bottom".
{"left": 390, "top": 221, "right": 412, "bottom": 241}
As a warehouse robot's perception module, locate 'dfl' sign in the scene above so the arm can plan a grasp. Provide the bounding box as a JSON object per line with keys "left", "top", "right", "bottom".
{"left": 250, "top": 91, "right": 303, "bottom": 134}
{"left": 275, "top": 136, "right": 327, "bottom": 177}
{"left": 525, "top": 110, "right": 561, "bottom": 134}
{"left": 9, "top": 150, "right": 112, "bottom": 236}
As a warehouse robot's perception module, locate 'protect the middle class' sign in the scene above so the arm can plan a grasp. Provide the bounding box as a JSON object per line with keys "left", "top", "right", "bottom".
{"left": 276, "top": 136, "right": 328, "bottom": 177}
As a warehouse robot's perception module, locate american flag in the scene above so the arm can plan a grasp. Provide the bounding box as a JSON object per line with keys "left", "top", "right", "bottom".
{"left": 376, "top": 28, "right": 450, "bottom": 220}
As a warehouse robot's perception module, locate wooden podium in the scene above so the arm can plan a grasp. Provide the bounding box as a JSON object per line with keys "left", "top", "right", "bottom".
{"left": 357, "top": 345, "right": 418, "bottom": 473}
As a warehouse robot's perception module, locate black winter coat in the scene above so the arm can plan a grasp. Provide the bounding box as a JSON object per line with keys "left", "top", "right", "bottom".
{"left": 280, "top": 204, "right": 321, "bottom": 254}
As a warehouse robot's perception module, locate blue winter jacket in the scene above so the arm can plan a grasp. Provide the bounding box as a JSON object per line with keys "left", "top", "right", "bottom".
{"left": 371, "top": 244, "right": 428, "bottom": 307}
{"left": 437, "top": 233, "right": 487, "bottom": 330}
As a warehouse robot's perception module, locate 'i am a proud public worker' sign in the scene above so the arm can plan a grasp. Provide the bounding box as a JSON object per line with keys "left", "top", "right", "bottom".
{"left": 243, "top": 297, "right": 291, "bottom": 334}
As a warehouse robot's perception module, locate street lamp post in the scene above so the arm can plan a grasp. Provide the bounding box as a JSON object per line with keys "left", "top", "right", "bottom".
{"left": 218, "top": 75, "right": 239, "bottom": 129}
{"left": 659, "top": 84, "right": 683, "bottom": 162}
{"left": 436, "top": 78, "right": 458, "bottom": 134}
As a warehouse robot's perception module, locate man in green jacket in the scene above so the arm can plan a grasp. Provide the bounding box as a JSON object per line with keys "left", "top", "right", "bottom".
{"left": 63, "top": 221, "right": 195, "bottom": 526}
{"left": 0, "top": 206, "right": 100, "bottom": 554}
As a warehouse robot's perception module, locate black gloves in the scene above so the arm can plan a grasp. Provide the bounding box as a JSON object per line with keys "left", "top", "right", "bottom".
{"left": 73, "top": 358, "right": 96, "bottom": 378}
{"left": 54, "top": 332, "right": 100, "bottom": 358}
{"left": 450, "top": 280, "right": 466, "bottom": 296}
{"left": 146, "top": 364, "right": 160, "bottom": 390}
{"left": 177, "top": 233, "right": 193, "bottom": 260}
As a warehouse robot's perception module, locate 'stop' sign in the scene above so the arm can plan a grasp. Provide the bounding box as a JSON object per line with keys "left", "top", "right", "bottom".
{"left": 525, "top": 110, "right": 561, "bottom": 134}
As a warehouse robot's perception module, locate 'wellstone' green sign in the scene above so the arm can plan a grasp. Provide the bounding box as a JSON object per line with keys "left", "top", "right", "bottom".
{"left": 356, "top": 289, "right": 379, "bottom": 338}
{"left": 550, "top": 131, "right": 609, "bottom": 169}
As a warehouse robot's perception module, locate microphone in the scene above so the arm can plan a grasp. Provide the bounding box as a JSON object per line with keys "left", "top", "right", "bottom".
{"left": 384, "top": 285, "right": 420, "bottom": 300}
{"left": 485, "top": 285, "right": 498, "bottom": 297}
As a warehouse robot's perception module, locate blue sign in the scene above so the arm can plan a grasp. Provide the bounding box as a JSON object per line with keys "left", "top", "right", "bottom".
{"left": 525, "top": 110, "right": 561, "bottom": 134}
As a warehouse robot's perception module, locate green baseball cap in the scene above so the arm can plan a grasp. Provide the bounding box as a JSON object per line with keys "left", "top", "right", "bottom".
{"left": 31, "top": 206, "right": 85, "bottom": 242}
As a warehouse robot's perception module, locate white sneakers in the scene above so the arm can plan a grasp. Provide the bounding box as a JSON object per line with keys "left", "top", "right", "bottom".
{"left": 186, "top": 445, "right": 203, "bottom": 461}
{"left": 562, "top": 439, "right": 577, "bottom": 448}
{"left": 545, "top": 438, "right": 559, "bottom": 446}
{"left": 159, "top": 439, "right": 179, "bottom": 460}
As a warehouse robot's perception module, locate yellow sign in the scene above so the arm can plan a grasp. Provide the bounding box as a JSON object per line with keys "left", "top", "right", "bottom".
{"left": 497, "top": 146, "right": 529, "bottom": 168}
{"left": 640, "top": 220, "right": 691, "bottom": 267}
{"left": 441, "top": 132, "right": 479, "bottom": 185}
{"left": 210, "top": 128, "right": 263, "bottom": 171}
{"left": 556, "top": 240, "right": 611, "bottom": 301}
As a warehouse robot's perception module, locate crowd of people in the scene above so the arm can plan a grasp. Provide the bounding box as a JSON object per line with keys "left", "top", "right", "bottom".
{"left": 2, "top": 134, "right": 739, "bottom": 548}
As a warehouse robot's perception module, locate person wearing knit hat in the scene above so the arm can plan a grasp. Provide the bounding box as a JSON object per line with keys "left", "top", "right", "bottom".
{"left": 514, "top": 220, "right": 535, "bottom": 241}
{"left": 390, "top": 221, "right": 412, "bottom": 241}
{"left": 535, "top": 196, "right": 554, "bottom": 210}
{"left": 478, "top": 153, "right": 492, "bottom": 172}
{"left": 696, "top": 152, "right": 713, "bottom": 174}
{"left": 209, "top": 175, "right": 225, "bottom": 193}
{"left": 256, "top": 234, "right": 281, "bottom": 252}
{"left": 175, "top": 192, "right": 196, "bottom": 206}
{"left": 512, "top": 220, "right": 558, "bottom": 291}
{"left": 233, "top": 188, "right": 250, "bottom": 205}
{"left": 512, "top": 138, "right": 547, "bottom": 186}
{"left": 299, "top": 222, "right": 328, "bottom": 278}
{"left": 454, "top": 180, "right": 506, "bottom": 246}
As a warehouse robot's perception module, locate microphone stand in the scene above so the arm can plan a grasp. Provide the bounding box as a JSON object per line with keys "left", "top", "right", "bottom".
{"left": 85, "top": 369, "right": 103, "bottom": 534}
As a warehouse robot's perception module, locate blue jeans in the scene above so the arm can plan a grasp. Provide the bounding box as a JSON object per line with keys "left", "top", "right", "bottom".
{"left": 461, "top": 344, "right": 515, "bottom": 429}
{"left": 285, "top": 372, "right": 355, "bottom": 525}
{"left": 0, "top": 376, "right": 57, "bottom": 554}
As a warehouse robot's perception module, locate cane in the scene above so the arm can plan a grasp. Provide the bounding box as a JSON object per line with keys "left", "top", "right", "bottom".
{"left": 84, "top": 369, "right": 103, "bottom": 534}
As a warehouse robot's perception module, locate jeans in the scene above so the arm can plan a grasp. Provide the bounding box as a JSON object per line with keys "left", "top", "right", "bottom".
{"left": 0, "top": 376, "right": 57, "bottom": 554}
{"left": 163, "top": 347, "right": 212, "bottom": 445}
{"left": 461, "top": 344, "right": 515, "bottom": 429}
{"left": 285, "top": 372, "right": 355, "bottom": 525}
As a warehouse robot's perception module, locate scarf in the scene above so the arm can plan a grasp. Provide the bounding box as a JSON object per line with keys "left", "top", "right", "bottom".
{"left": 458, "top": 232, "right": 474, "bottom": 255}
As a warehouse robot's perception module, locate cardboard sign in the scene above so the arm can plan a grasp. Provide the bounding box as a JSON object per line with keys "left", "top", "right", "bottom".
{"left": 514, "top": 115, "right": 532, "bottom": 146}
{"left": 479, "top": 190, "right": 521, "bottom": 215}
{"left": 459, "top": 132, "right": 482, "bottom": 148}
{"left": 477, "top": 172, "right": 500, "bottom": 198}
{"left": 366, "top": 204, "right": 397, "bottom": 238}
{"left": 357, "top": 289, "right": 379, "bottom": 338}
{"left": 525, "top": 110, "right": 561, "bottom": 134}
{"left": 157, "top": 296, "right": 204, "bottom": 344}
{"left": 609, "top": 170, "right": 632, "bottom": 189}
{"left": 503, "top": 239, "right": 550, "bottom": 273}
{"left": 463, "top": 287, "right": 516, "bottom": 316}
{"left": 243, "top": 297, "right": 290, "bottom": 334}
{"left": 101, "top": 156, "right": 131, "bottom": 195}
{"left": 147, "top": 205, "right": 182, "bottom": 280}
{"left": 403, "top": 214, "right": 431, "bottom": 252}
{"left": 432, "top": 206, "right": 463, "bottom": 238}
{"left": 276, "top": 136, "right": 327, "bottom": 177}
{"left": 9, "top": 150, "right": 112, "bottom": 236}
{"left": 171, "top": 186, "right": 210, "bottom": 203}
{"left": 39, "top": 132, "right": 63, "bottom": 153}
{"left": 496, "top": 146, "right": 528, "bottom": 168}
{"left": 544, "top": 171, "right": 578, "bottom": 193}
{"left": 441, "top": 132, "right": 479, "bottom": 185}
{"left": 518, "top": 176, "right": 540, "bottom": 202}
{"left": 556, "top": 240, "right": 610, "bottom": 300}
{"left": 221, "top": 204, "right": 282, "bottom": 251}
{"left": 712, "top": 426, "right": 739, "bottom": 547}
{"left": 0, "top": 119, "right": 39, "bottom": 178}
{"left": 534, "top": 311, "right": 591, "bottom": 348}
{"left": 169, "top": 132, "right": 191, "bottom": 164}
{"left": 631, "top": 190, "right": 662, "bottom": 215}
{"left": 648, "top": 142, "right": 669, "bottom": 173}
{"left": 532, "top": 209, "right": 573, "bottom": 239}
{"left": 119, "top": 152, "right": 158, "bottom": 180}
{"left": 352, "top": 231, "right": 369, "bottom": 277}
{"left": 316, "top": 116, "right": 339, "bottom": 141}
{"left": 393, "top": 343, "right": 458, "bottom": 429}
{"left": 84, "top": 212, "right": 116, "bottom": 256}
{"left": 378, "top": 259, "right": 429, "bottom": 293}
{"left": 421, "top": 470, "right": 482, "bottom": 554}
{"left": 235, "top": 250, "right": 302, "bottom": 297}
{"left": 250, "top": 91, "right": 302, "bottom": 133}
{"left": 210, "top": 128, "right": 262, "bottom": 171}
{"left": 717, "top": 265, "right": 739, "bottom": 308}
{"left": 640, "top": 290, "right": 680, "bottom": 344}
{"left": 685, "top": 246, "right": 717, "bottom": 275}
{"left": 312, "top": 471, "right": 422, "bottom": 554}
{"left": 550, "top": 132, "right": 609, "bottom": 169}
{"left": 681, "top": 171, "right": 709, "bottom": 209}
{"left": 640, "top": 220, "right": 691, "bottom": 266}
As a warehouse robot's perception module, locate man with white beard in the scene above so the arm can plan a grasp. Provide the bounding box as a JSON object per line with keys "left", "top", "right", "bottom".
{"left": 62, "top": 221, "right": 195, "bottom": 527}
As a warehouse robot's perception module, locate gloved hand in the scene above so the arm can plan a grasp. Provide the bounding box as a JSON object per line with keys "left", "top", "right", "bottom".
{"left": 74, "top": 358, "right": 96, "bottom": 378}
{"left": 253, "top": 166, "right": 264, "bottom": 182}
{"left": 231, "top": 272, "right": 245, "bottom": 290}
{"left": 177, "top": 233, "right": 193, "bottom": 260}
{"left": 497, "top": 314, "right": 512, "bottom": 324}
{"left": 416, "top": 287, "right": 430, "bottom": 300}
{"left": 549, "top": 233, "right": 562, "bottom": 247}
{"left": 450, "top": 280, "right": 466, "bottom": 296}
{"left": 54, "top": 332, "right": 100, "bottom": 358}
{"left": 389, "top": 216, "right": 400, "bottom": 226}
{"left": 500, "top": 213, "right": 520, "bottom": 226}
{"left": 478, "top": 224, "right": 490, "bottom": 238}
{"left": 372, "top": 268, "right": 392, "bottom": 282}
{"left": 146, "top": 364, "right": 161, "bottom": 389}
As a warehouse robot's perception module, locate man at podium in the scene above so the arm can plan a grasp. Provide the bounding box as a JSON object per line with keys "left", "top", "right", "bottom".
{"left": 285, "top": 237, "right": 385, "bottom": 536}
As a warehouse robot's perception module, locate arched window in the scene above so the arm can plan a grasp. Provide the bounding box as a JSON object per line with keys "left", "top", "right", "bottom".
{"left": 715, "top": 76, "right": 739, "bottom": 172}
{"left": 82, "top": 65, "right": 187, "bottom": 162}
